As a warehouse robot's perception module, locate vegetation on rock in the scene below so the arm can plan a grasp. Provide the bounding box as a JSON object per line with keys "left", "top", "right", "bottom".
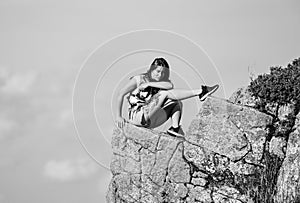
{"left": 248, "top": 57, "right": 300, "bottom": 203}
{"left": 249, "top": 57, "right": 300, "bottom": 119}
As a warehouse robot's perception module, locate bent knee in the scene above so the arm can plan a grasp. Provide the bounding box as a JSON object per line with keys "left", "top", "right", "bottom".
{"left": 174, "top": 100, "right": 183, "bottom": 110}
{"left": 163, "top": 99, "right": 183, "bottom": 110}
{"left": 175, "top": 100, "right": 183, "bottom": 105}
{"left": 172, "top": 100, "right": 183, "bottom": 107}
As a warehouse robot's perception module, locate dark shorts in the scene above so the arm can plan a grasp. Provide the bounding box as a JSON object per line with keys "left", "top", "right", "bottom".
{"left": 128, "top": 94, "right": 175, "bottom": 128}
{"left": 128, "top": 106, "right": 150, "bottom": 127}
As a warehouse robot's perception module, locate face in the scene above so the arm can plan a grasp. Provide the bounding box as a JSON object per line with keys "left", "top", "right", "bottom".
{"left": 150, "top": 66, "right": 165, "bottom": 81}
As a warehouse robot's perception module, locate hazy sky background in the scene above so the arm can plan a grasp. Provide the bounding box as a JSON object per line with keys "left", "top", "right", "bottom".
{"left": 0, "top": 0, "right": 299, "bottom": 202}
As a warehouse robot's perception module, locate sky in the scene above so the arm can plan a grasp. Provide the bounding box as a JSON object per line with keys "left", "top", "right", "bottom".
{"left": 0, "top": 0, "right": 299, "bottom": 202}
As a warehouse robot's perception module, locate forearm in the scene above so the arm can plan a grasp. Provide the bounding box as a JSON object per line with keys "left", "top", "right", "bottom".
{"left": 147, "top": 81, "right": 173, "bottom": 90}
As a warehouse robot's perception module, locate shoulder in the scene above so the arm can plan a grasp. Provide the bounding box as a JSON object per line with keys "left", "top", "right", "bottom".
{"left": 130, "top": 75, "right": 141, "bottom": 84}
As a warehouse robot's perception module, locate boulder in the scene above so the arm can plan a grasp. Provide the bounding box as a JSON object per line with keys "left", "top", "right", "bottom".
{"left": 106, "top": 97, "right": 273, "bottom": 203}
{"left": 275, "top": 112, "right": 300, "bottom": 203}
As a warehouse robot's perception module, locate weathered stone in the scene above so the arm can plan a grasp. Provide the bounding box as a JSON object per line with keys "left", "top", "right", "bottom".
{"left": 212, "top": 185, "right": 245, "bottom": 203}
{"left": 269, "top": 136, "right": 286, "bottom": 159}
{"left": 122, "top": 124, "right": 160, "bottom": 152}
{"left": 278, "top": 104, "right": 294, "bottom": 121}
{"left": 213, "top": 186, "right": 247, "bottom": 203}
{"left": 168, "top": 143, "right": 191, "bottom": 183}
{"left": 228, "top": 161, "right": 257, "bottom": 175}
{"left": 187, "top": 98, "right": 271, "bottom": 165}
{"left": 183, "top": 142, "right": 207, "bottom": 171}
{"left": 150, "top": 135, "right": 180, "bottom": 186}
{"left": 188, "top": 186, "right": 212, "bottom": 202}
{"left": 111, "top": 133, "right": 142, "bottom": 162}
{"left": 107, "top": 96, "right": 274, "bottom": 203}
{"left": 244, "top": 131, "right": 266, "bottom": 165}
{"left": 229, "top": 87, "right": 257, "bottom": 107}
{"left": 193, "top": 171, "right": 208, "bottom": 178}
{"left": 140, "top": 148, "right": 156, "bottom": 175}
{"left": 191, "top": 177, "right": 207, "bottom": 186}
{"left": 275, "top": 113, "right": 300, "bottom": 203}
{"left": 174, "top": 184, "right": 189, "bottom": 198}
{"left": 107, "top": 174, "right": 141, "bottom": 203}
{"left": 110, "top": 153, "right": 140, "bottom": 175}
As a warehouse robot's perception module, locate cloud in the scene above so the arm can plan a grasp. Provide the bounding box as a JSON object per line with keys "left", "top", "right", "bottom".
{"left": 43, "top": 158, "right": 99, "bottom": 182}
{"left": 0, "top": 117, "right": 16, "bottom": 140}
{"left": 97, "top": 173, "right": 112, "bottom": 193}
{"left": 0, "top": 69, "right": 37, "bottom": 95}
{"left": 58, "top": 108, "right": 73, "bottom": 127}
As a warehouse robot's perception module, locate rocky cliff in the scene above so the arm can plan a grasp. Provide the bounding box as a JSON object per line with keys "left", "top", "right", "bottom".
{"left": 107, "top": 91, "right": 300, "bottom": 203}
{"left": 275, "top": 112, "right": 300, "bottom": 203}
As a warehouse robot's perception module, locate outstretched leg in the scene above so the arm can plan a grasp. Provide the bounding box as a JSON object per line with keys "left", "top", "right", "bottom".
{"left": 146, "top": 84, "right": 219, "bottom": 120}
{"left": 145, "top": 85, "right": 219, "bottom": 129}
{"left": 146, "top": 88, "right": 201, "bottom": 120}
{"left": 164, "top": 100, "right": 182, "bottom": 127}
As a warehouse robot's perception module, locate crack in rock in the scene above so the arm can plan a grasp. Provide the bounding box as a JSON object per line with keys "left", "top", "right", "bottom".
{"left": 107, "top": 96, "right": 298, "bottom": 203}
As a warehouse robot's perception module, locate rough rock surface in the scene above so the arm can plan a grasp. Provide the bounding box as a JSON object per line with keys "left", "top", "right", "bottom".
{"left": 275, "top": 112, "right": 300, "bottom": 203}
{"left": 106, "top": 97, "right": 273, "bottom": 203}
{"left": 230, "top": 88, "right": 300, "bottom": 203}
{"left": 229, "top": 87, "right": 257, "bottom": 107}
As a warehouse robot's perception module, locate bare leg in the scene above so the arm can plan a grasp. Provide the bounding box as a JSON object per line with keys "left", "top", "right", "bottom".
{"left": 167, "top": 89, "right": 202, "bottom": 100}
{"left": 145, "top": 85, "right": 218, "bottom": 131}
{"left": 147, "top": 88, "right": 200, "bottom": 120}
{"left": 148, "top": 99, "right": 182, "bottom": 128}
{"left": 165, "top": 100, "right": 182, "bottom": 128}
{"left": 171, "top": 110, "right": 181, "bottom": 127}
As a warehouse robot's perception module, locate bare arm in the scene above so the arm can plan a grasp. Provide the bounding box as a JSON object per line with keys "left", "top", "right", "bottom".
{"left": 116, "top": 78, "right": 137, "bottom": 128}
{"left": 142, "top": 81, "right": 173, "bottom": 90}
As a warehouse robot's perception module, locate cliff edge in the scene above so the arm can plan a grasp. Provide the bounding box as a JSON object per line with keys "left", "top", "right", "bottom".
{"left": 107, "top": 95, "right": 289, "bottom": 202}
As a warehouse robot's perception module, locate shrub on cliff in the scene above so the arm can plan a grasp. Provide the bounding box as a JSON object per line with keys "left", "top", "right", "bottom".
{"left": 249, "top": 57, "right": 300, "bottom": 118}
{"left": 248, "top": 58, "right": 300, "bottom": 202}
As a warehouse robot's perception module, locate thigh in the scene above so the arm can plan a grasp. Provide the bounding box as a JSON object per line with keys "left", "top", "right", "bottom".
{"left": 142, "top": 94, "right": 168, "bottom": 128}
{"left": 148, "top": 107, "right": 168, "bottom": 128}
{"left": 143, "top": 93, "right": 165, "bottom": 117}
{"left": 162, "top": 99, "right": 182, "bottom": 115}
{"left": 128, "top": 108, "right": 149, "bottom": 127}
{"left": 146, "top": 99, "right": 182, "bottom": 128}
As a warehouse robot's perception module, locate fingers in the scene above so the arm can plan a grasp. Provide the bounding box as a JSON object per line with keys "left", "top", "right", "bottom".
{"left": 116, "top": 118, "right": 125, "bottom": 129}
{"left": 117, "top": 121, "right": 121, "bottom": 128}
{"left": 119, "top": 119, "right": 124, "bottom": 128}
{"left": 116, "top": 121, "right": 121, "bottom": 128}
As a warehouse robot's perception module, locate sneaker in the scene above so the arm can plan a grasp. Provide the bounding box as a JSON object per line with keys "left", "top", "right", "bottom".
{"left": 167, "top": 126, "right": 184, "bottom": 137}
{"left": 198, "top": 84, "right": 219, "bottom": 101}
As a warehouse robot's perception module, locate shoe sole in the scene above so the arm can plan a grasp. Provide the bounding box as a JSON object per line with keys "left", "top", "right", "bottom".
{"left": 167, "top": 130, "right": 184, "bottom": 137}
{"left": 200, "top": 85, "right": 219, "bottom": 101}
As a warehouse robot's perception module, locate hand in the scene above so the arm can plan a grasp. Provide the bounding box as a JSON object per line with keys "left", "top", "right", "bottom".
{"left": 115, "top": 116, "right": 126, "bottom": 129}
{"left": 138, "top": 83, "right": 149, "bottom": 91}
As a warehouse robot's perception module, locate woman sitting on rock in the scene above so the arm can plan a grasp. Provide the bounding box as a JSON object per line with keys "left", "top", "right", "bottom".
{"left": 115, "top": 57, "right": 219, "bottom": 137}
